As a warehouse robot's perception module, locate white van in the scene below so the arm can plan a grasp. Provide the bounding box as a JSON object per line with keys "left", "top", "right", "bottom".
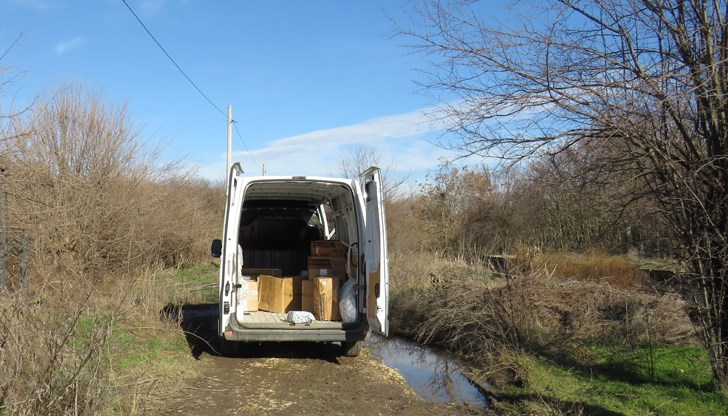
{"left": 211, "top": 163, "right": 389, "bottom": 357}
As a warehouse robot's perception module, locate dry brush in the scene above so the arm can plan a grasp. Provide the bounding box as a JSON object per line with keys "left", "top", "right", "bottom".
{"left": 0, "top": 84, "right": 223, "bottom": 414}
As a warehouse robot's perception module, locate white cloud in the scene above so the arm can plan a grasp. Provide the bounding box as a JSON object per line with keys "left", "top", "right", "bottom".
{"left": 258, "top": 108, "right": 448, "bottom": 151}
{"left": 194, "top": 106, "right": 454, "bottom": 182}
{"left": 219, "top": 105, "right": 438, "bottom": 176}
{"left": 54, "top": 36, "right": 85, "bottom": 55}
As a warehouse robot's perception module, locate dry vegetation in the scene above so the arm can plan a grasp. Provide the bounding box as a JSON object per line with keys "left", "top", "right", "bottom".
{"left": 404, "top": 0, "right": 728, "bottom": 391}
{"left": 385, "top": 161, "right": 704, "bottom": 408}
{"left": 0, "top": 283, "right": 113, "bottom": 415}
{"left": 0, "top": 84, "right": 223, "bottom": 414}
{"left": 390, "top": 250, "right": 695, "bottom": 381}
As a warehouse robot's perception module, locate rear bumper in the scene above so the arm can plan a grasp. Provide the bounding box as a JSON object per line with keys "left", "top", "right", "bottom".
{"left": 223, "top": 316, "right": 369, "bottom": 343}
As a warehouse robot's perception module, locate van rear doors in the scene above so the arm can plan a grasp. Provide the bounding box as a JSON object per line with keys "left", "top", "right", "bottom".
{"left": 361, "top": 167, "right": 389, "bottom": 337}
{"left": 219, "top": 163, "right": 243, "bottom": 337}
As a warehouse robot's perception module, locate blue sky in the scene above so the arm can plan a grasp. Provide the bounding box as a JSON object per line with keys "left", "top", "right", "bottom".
{"left": 0, "top": 0, "right": 485, "bottom": 185}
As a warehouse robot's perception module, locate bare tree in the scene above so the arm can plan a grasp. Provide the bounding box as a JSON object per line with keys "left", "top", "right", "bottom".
{"left": 404, "top": 0, "right": 728, "bottom": 388}
{"left": 415, "top": 163, "right": 493, "bottom": 253}
{"left": 334, "top": 145, "right": 409, "bottom": 199}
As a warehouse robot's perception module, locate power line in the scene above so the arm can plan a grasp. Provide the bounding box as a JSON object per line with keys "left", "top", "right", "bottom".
{"left": 121, "top": 0, "right": 227, "bottom": 120}
{"left": 120, "top": 0, "right": 262, "bottom": 170}
{"left": 234, "top": 122, "right": 261, "bottom": 169}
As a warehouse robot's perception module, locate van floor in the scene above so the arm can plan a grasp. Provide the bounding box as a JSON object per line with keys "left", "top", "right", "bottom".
{"left": 238, "top": 311, "right": 343, "bottom": 329}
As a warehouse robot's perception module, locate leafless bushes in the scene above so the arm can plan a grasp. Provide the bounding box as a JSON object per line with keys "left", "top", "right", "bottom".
{"left": 408, "top": 160, "right": 669, "bottom": 261}
{"left": 385, "top": 244, "right": 695, "bottom": 387}
{"left": 1, "top": 84, "right": 221, "bottom": 282}
{"left": 0, "top": 84, "right": 222, "bottom": 414}
{"left": 0, "top": 282, "right": 115, "bottom": 415}
{"left": 408, "top": 269, "right": 694, "bottom": 379}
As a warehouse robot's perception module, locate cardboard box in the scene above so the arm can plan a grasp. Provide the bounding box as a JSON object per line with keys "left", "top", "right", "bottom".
{"left": 313, "top": 277, "right": 341, "bottom": 321}
{"left": 241, "top": 268, "right": 282, "bottom": 278}
{"left": 258, "top": 275, "right": 303, "bottom": 313}
{"left": 245, "top": 280, "right": 258, "bottom": 312}
{"left": 308, "top": 257, "right": 348, "bottom": 280}
{"left": 311, "top": 240, "right": 349, "bottom": 257}
{"left": 301, "top": 280, "right": 314, "bottom": 313}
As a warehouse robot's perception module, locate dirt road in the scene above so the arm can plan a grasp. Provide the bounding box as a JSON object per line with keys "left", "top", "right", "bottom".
{"left": 162, "top": 304, "right": 484, "bottom": 415}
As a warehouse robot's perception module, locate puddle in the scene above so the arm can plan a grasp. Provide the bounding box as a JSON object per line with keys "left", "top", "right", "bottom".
{"left": 365, "top": 334, "right": 489, "bottom": 408}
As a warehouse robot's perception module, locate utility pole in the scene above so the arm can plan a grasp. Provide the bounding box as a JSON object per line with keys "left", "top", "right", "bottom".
{"left": 226, "top": 105, "right": 233, "bottom": 190}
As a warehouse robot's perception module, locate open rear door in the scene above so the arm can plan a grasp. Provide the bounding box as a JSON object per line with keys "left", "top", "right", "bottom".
{"left": 360, "top": 167, "right": 389, "bottom": 336}
{"left": 219, "top": 163, "right": 243, "bottom": 337}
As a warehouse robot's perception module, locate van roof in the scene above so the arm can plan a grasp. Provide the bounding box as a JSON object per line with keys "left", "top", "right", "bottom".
{"left": 241, "top": 176, "right": 355, "bottom": 203}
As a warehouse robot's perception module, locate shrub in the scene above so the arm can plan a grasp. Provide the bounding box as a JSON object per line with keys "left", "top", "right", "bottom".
{"left": 0, "top": 84, "right": 223, "bottom": 283}
{"left": 0, "top": 282, "right": 115, "bottom": 415}
{"left": 0, "top": 84, "right": 222, "bottom": 414}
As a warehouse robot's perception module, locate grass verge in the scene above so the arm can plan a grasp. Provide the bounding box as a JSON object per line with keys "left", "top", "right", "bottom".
{"left": 105, "top": 262, "right": 220, "bottom": 414}
{"left": 498, "top": 344, "right": 728, "bottom": 415}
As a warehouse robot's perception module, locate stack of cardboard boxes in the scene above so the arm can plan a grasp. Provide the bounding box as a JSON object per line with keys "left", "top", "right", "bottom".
{"left": 241, "top": 240, "right": 351, "bottom": 321}
{"left": 306, "top": 240, "right": 349, "bottom": 321}
{"left": 239, "top": 268, "right": 282, "bottom": 313}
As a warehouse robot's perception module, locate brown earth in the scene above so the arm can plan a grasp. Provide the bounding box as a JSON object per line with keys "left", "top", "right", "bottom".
{"left": 161, "top": 304, "right": 485, "bottom": 416}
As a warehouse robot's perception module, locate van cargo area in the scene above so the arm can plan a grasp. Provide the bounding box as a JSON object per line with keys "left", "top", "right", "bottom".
{"left": 227, "top": 179, "right": 362, "bottom": 335}
{"left": 215, "top": 166, "right": 389, "bottom": 356}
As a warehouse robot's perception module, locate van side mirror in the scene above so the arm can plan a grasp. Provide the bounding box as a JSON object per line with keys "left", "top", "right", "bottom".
{"left": 211, "top": 239, "right": 222, "bottom": 258}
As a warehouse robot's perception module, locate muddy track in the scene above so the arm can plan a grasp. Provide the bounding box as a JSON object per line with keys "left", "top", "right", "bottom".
{"left": 160, "top": 304, "right": 484, "bottom": 415}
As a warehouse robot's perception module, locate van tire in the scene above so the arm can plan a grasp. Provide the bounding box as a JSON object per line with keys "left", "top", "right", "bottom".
{"left": 342, "top": 340, "right": 362, "bottom": 357}
{"left": 220, "top": 339, "right": 239, "bottom": 356}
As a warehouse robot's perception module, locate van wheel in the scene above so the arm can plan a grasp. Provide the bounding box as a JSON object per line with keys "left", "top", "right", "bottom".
{"left": 342, "top": 340, "right": 362, "bottom": 357}
{"left": 220, "top": 339, "right": 239, "bottom": 356}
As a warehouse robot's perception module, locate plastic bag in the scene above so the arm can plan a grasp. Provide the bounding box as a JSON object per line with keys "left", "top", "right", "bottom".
{"left": 339, "top": 278, "right": 357, "bottom": 323}
{"left": 286, "top": 311, "right": 315, "bottom": 324}
{"left": 235, "top": 278, "right": 249, "bottom": 323}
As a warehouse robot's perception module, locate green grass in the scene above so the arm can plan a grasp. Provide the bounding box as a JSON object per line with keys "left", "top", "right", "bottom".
{"left": 0, "top": 265, "right": 219, "bottom": 415}
{"left": 505, "top": 344, "right": 728, "bottom": 415}
{"left": 109, "top": 264, "right": 218, "bottom": 371}
{"left": 102, "top": 265, "right": 220, "bottom": 414}
{"left": 109, "top": 325, "right": 189, "bottom": 370}
{"left": 169, "top": 262, "right": 219, "bottom": 303}
{"left": 103, "top": 320, "right": 195, "bottom": 415}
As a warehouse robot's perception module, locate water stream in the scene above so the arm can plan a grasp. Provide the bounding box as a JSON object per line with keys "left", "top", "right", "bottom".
{"left": 365, "top": 334, "right": 489, "bottom": 408}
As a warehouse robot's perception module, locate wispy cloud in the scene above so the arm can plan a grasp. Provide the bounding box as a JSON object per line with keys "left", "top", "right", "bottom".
{"left": 138, "top": 0, "right": 165, "bottom": 16}
{"left": 248, "top": 107, "right": 450, "bottom": 162}
{"left": 10, "top": 0, "right": 57, "bottom": 11}
{"left": 54, "top": 36, "right": 85, "bottom": 55}
{"left": 194, "top": 105, "right": 460, "bottom": 182}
